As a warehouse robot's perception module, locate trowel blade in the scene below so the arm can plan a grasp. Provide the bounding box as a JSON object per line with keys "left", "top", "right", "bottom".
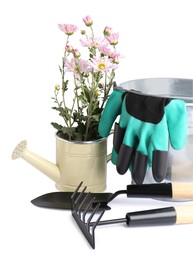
{"left": 31, "top": 192, "right": 112, "bottom": 210}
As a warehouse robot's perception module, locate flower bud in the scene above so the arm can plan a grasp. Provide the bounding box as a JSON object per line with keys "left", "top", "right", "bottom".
{"left": 96, "top": 90, "right": 102, "bottom": 95}
{"left": 83, "top": 15, "right": 93, "bottom": 26}
{"left": 99, "top": 82, "right": 105, "bottom": 88}
{"left": 65, "top": 45, "right": 73, "bottom": 53}
{"left": 73, "top": 49, "right": 81, "bottom": 58}
{"left": 81, "top": 30, "right": 86, "bottom": 35}
{"left": 103, "top": 26, "right": 112, "bottom": 36}
{"left": 55, "top": 84, "right": 60, "bottom": 91}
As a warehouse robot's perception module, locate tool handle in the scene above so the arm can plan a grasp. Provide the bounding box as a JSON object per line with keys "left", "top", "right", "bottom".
{"left": 172, "top": 183, "right": 193, "bottom": 199}
{"left": 126, "top": 205, "right": 193, "bottom": 227}
{"left": 126, "top": 182, "right": 193, "bottom": 199}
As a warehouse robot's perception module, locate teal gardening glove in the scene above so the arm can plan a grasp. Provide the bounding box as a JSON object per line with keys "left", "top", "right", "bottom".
{"left": 98, "top": 89, "right": 187, "bottom": 184}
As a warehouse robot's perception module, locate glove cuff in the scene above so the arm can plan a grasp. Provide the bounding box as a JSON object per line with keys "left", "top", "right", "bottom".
{"left": 124, "top": 91, "right": 171, "bottom": 124}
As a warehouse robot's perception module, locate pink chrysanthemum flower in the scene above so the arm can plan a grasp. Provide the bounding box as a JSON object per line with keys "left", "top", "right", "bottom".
{"left": 108, "top": 50, "right": 122, "bottom": 63}
{"left": 58, "top": 24, "right": 78, "bottom": 35}
{"left": 78, "top": 59, "right": 91, "bottom": 74}
{"left": 65, "top": 58, "right": 91, "bottom": 75}
{"left": 89, "top": 56, "right": 118, "bottom": 73}
{"left": 82, "top": 15, "right": 93, "bottom": 27}
{"left": 99, "top": 47, "right": 112, "bottom": 56}
{"left": 111, "top": 52, "right": 121, "bottom": 64}
{"left": 100, "top": 48, "right": 121, "bottom": 64}
{"left": 80, "top": 37, "right": 109, "bottom": 49}
{"left": 106, "top": 32, "right": 119, "bottom": 45}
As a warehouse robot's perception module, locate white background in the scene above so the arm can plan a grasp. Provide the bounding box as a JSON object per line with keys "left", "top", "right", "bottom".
{"left": 1, "top": 0, "right": 193, "bottom": 259}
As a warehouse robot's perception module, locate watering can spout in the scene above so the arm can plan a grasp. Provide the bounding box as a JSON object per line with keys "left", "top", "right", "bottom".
{"left": 11, "top": 140, "right": 60, "bottom": 182}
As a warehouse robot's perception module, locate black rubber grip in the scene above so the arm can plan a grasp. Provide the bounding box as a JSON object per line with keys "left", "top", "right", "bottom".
{"left": 126, "top": 183, "right": 173, "bottom": 198}
{"left": 152, "top": 150, "right": 168, "bottom": 182}
{"left": 116, "top": 144, "right": 134, "bottom": 175}
{"left": 113, "top": 123, "right": 126, "bottom": 153}
{"left": 126, "top": 207, "right": 176, "bottom": 226}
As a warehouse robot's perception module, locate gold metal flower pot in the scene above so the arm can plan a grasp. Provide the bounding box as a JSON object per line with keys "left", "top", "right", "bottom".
{"left": 12, "top": 133, "right": 111, "bottom": 192}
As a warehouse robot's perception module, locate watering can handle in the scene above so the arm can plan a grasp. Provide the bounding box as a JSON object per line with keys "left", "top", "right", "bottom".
{"left": 106, "top": 129, "right": 114, "bottom": 163}
{"left": 107, "top": 153, "right": 112, "bottom": 163}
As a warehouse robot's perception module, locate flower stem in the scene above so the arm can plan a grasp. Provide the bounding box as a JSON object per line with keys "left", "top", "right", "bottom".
{"left": 84, "top": 73, "right": 98, "bottom": 140}
{"left": 100, "top": 70, "right": 115, "bottom": 111}
{"left": 61, "top": 35, "right": 74, "bottom": 139}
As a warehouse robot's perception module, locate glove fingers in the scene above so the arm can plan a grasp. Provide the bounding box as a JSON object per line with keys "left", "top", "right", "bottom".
{"left": 165, "top": 99, "right": 187, "bottom": 150}
{"left": 113, "top": 123, "right": 126, "bottom": 153}
{"left": 116, "top": 144, "right": 134, "bottom": 175}
{"left": 152, "top": 150, "right": 168, "bottom": 182}
{"left": 132, "top": 151, "right": 148, "bottom": 184}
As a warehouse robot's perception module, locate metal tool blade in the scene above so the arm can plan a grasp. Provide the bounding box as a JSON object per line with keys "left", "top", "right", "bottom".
{"left": 31, "top": 191, "right": 112, "bottom": 210}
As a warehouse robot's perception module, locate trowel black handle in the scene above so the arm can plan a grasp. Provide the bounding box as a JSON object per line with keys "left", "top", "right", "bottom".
{"left": 126, "top": 182, "right": 193, "bottom": 199}
{"left": 126, "top": 205, "right": 193, "bottom": 227}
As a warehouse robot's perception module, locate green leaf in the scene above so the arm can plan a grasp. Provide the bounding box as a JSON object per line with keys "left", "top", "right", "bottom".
{"left": 78, "top": 94, "right": 87, "bottom": 104}
{"left": 84, "top": 88, "right": 90, "bottom": 102}
{"left": 91, "top": 114, "right": 100, "bottom": 121}
{"left": 51, "top": 122, "right": 63, "bottom": 131}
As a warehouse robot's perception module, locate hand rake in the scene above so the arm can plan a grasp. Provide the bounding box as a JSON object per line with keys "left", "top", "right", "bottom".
{"left": 71, "top": 182, "right": 193, "bottom": 249}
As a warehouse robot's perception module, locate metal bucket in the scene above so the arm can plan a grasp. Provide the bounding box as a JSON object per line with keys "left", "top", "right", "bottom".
{"left": 55, "top": 133, "right": 109, "bottom": 192}
{"left": 120, "top": 78, "right": 193, "bottom": 183}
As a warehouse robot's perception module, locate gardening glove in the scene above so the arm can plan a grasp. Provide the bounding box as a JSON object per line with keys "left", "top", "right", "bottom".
{"left": 98, "top": 89, "right": 188, "bottom": 184}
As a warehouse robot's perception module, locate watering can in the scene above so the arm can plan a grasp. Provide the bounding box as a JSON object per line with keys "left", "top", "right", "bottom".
{"left": 12, "top": 135, "right": 111, "bottom": 192}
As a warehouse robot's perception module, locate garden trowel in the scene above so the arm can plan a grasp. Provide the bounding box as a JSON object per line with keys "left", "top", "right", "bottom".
{"left": 31, "top": 182, "right": 193, "bottom": 210}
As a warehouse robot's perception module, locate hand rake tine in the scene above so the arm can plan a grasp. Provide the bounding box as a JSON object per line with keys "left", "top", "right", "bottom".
{"left": 71, "top": 193, "right": 98, "bottom": 249}
{"left": 86, "top": 202, "right": 101, "bottom": 230}
{"left": 78, "top": 192, "right": 91, "bottom": 216}
{"left": 71, "top": 182, "right": 88, "bottom": 213}
{"left": 71, "top": 181, "right": 83, "bottom": 202}
{"left": 71, "top": 184, "right": 106, "bottom": 249}
{"left": 75, "top": 186, "right": 87, "bottom": 213}
{"left": 85, "top": 202, "right": 105, "bottom": 247}
{"left": 89, "top": 204, "right": 105, "bottom": 231}
{"left": 82, "top": 195, "right": 94, "bottom": 224}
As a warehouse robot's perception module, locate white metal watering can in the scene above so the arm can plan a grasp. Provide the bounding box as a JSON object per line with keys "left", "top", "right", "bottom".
{"left": 12, "top": 134, "right": 111, "bottom": 192}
